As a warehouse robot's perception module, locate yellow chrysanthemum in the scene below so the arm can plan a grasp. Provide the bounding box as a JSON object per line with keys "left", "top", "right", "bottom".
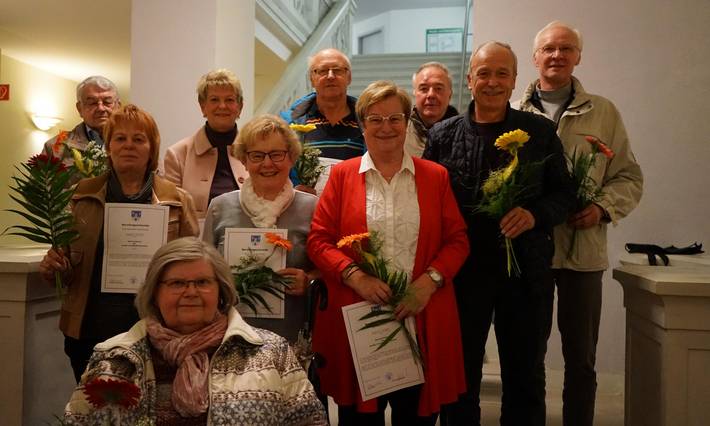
{"left": 337, "top": 232, "right": 370, "bottom": 249}
{"left": 495, "top": 129, "right": 530, "bottom": 153}
{"left": 289, "top": 123, "right": 317, "bottom": 133}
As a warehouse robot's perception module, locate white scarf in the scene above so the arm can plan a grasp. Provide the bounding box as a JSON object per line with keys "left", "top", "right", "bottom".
{"left": 239, "top": 177, "right": 295, "bottom": 228}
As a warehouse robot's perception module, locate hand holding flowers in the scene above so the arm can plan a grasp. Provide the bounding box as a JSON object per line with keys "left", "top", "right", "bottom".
{"left": 338, "top": 232, "right": 422, "bottom": 363}
{"left": 477, "top": 129, "right": 544, "bottom": 277}
{"left": 232, "top": 232, "right": 294, "bottom": 314}
{"left": 565, "top": 135, "right": 615, "bottom": 257}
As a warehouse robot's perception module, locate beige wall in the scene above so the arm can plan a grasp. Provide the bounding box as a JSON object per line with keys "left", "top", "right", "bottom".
{"left": 0, "top": 54, "right": 80, "bottom": 244}
{"left": 473, "top": 0, "right": 710, "bottom": 374}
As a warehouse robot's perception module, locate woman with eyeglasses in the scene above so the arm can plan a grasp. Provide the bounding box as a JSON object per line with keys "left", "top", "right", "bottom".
{"left": 63, "top": 237, "right": 327, "bottom": 424}
{"left": 202, "top": 114, "right": 319, "bottom": 344}
{"left": 307, "top": 81, "right": 470, "bottom": 425}
{"left": 38, "top": 104, "right": 200, "bottom": 383}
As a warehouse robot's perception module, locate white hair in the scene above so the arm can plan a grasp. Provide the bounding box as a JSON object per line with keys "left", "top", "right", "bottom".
{"left": 533, "top": 21, "right": 584, "bottom": 54}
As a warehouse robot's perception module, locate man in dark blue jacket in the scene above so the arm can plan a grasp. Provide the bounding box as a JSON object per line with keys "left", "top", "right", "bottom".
{"left": 424, "top": 41, "right": 575, "bottom": 426}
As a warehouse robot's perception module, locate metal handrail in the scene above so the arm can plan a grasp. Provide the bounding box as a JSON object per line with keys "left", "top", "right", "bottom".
{"left": 457, "top": 0, "right": 473, "bottom": 111}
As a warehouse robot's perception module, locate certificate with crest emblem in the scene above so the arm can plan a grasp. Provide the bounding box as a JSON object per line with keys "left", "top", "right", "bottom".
{"left": 223, "top": 228, "right": 288, "bottom": 319}
{"left": 101, "top": 203, "right": 170, "bottom": 293}
{"left": 342, "top": 301, "right": 425, "bottom": 401}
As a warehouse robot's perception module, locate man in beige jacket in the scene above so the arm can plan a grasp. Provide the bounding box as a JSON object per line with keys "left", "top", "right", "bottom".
{"left": 516, "top": 21, "right": 643, "bottom": 426}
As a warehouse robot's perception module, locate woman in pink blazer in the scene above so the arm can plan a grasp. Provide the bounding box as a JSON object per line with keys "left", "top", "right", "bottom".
{"left": 307, "top": 81, "right": 470, "bottom": 425}
{"left": 163, "top": 69, "right": 248, "bottom": 220}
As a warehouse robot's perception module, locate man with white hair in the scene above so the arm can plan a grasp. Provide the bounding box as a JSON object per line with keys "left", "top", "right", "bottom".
{"left": 516, "top": 21, "right": 643, "bottom": 426}
{"left": 43, "top": 75, "right": 120, "bottom": 167}
{"left": 281, "top": 48, "right": 365, "bottom": 192}
{"left": 404, "top": 62, "right": 458, "bottom": 157}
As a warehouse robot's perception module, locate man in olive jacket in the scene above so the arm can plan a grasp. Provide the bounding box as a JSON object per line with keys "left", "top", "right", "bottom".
{"left": 424, "top": 41, "right": 575, "bottom": 426}
{"left": 516, "top": 21, "right": 643, "bottom": 426}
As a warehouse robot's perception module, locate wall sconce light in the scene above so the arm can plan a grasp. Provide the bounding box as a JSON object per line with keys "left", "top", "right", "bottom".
{"left": 30, "top": 114, "right": 62, "bottom": 131}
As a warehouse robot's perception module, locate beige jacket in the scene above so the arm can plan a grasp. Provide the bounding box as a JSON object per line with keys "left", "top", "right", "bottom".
{"left": 516, "top": 77, "right": 643, "bottom": 271}
{"left": 163, "top": 125, "right": 248, "bottom": 218}
{"left": 60, "top": 174, "right": 199, "bottom": 338}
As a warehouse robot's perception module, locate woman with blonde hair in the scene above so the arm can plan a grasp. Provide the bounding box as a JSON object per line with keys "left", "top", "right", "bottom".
{"left": 164, "top": 69, "right": 249, "bottom": 220}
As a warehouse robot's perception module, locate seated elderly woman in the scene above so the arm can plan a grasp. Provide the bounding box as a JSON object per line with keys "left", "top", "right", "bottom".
{"left": 203, "top": 114, "right": 318, "bottom": 343}
{"left": 63, "top": 237, "right": 327, "bottom": 424}
{"left": 164, "top": 69, "right": 249, "bottom": 220}
{"left": 307, "top": 80, "right": 470, "bottom": 424}
{"left": 39, "top": 104, "right": 199, "bottom": 383}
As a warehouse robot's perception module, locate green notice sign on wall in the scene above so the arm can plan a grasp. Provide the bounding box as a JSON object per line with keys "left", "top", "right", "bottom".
{"left": 426, "top": 28, "right": 464, "bottom": 52}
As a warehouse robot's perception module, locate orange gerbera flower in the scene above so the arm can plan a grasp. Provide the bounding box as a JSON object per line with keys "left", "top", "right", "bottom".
{"left": 52, "top": 130, "right": 70, "bottom": 154}
{"left": 585, "top": 135, "right": 615, "bottom": 159}
{"left": 337, "top": 232, "right": 370, "bottom": 248}
{"left": 265, "top": 232, "right": 293, "bottom": 251}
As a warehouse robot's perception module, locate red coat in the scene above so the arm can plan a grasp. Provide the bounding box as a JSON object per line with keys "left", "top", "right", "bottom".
{"left": 307, "top": 156, "right": 469, "bottom": 416}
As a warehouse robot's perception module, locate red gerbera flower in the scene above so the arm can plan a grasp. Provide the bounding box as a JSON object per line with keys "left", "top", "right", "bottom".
{"left": 27, "top": 153, "right": 49, "bottom": 169}
{"left": 83, "top": 377, "right": 141, "bottom": 409}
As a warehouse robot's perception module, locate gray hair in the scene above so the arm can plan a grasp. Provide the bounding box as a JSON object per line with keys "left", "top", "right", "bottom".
{"left": 533, "top": 20, "right": 584, "bottom": 54}
{"left": 411, "top": 61, "right": 453, "bottom": 90}
{"left": 134, "top": 237, "right": 238, "bottom": 321}
{"left": 307, "top": 48, "right": 352, "bottom": 74}
{"left": 76, "top": 75, "right": 119, "bottom": 103}
{"left": 470, "top": 41, "right": 518, "bottom": 76}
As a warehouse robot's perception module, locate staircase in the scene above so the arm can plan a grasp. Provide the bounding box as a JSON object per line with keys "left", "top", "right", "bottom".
{"left": 350, "top": 52, "right": 472, "bottom": 112}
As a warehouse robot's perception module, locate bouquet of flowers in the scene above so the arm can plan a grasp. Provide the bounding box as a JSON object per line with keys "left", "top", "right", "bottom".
{"left": 338, "top": 232, "right": 422, "bottom": 364}
{"left": 289, "top": 123, "right": 325, "bottom": 188}
{"left": 477, "top": 129, "right": 544, "bottom": 277}
{"left": 71, "top": 141, "right": 109, "bottom": 179}
{"left": 231, "top": 232, "right": 293, "bottom": 314}
{"left": 566, "top": 135, "right": 615, "bottom": 257}
{"left": 3, "top": 153, "right": 78, "bottom": 298}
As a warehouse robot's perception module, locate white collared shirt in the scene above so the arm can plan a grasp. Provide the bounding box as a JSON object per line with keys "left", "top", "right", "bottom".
{"left": 359, "top": 152, "right": 420, "bottom": 281}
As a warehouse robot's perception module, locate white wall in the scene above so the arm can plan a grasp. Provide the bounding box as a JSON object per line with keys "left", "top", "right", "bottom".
{"left": 474, "top": 0, "right": 710, "bottom": 374}
{"left": 353, "top": 7, "right": 471, "bottom": 53}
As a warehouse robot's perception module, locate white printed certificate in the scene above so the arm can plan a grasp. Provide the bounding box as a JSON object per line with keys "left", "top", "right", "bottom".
{"left": 223, "top": 228, "right": 288, "bottom": 319}
{"left": 342, "top": 301, "right": 425, "bottom": 401}
{"left": 101, "top": 203, "right": 169, "bottom": 293}
{"left": 314, "top": 157, "right": 342, "bottom": 195}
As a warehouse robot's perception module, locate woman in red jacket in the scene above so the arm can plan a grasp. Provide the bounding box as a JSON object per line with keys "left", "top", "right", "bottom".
{"left": 307, "top": 80, "right": 470, "bottom": 425}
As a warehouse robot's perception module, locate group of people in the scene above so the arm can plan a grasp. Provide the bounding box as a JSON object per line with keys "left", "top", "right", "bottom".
{"left": 35, "top": 20, "right": 641, "bottom": 426}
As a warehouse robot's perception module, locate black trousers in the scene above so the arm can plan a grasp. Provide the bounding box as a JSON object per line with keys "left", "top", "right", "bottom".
{"left": 441, "top": 261, "right": 554, "bottom": 426}
{"left": 337, "top": 386, "right": 437, "bottom": 426}
{"left": 64, "top": 335, "right": 103, "bottom": 383}
{"left": 553, "top": 269, "right": 603, "bottom": 426}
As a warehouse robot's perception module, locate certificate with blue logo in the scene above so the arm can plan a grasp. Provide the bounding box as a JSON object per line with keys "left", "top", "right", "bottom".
{"left": 101, "top": 203, "right": 169, "bottom": 293}
{"left": 223, "top": 228, "right": 288, "bottom": 319}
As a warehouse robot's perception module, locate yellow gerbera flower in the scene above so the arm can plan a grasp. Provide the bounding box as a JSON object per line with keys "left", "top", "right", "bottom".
{"left": 337, "top": 232, "right": 370, "bottom": 249}
{"left": 289, "top": 123, "right": 317, "bottom": 133}
{"left": 495, "top": 129, "right": 530, "bottom": 153}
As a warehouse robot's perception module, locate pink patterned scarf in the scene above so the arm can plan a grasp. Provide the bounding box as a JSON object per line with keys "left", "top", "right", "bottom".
{"left": 146, "top": 313, "right": 228, "bottom": 417}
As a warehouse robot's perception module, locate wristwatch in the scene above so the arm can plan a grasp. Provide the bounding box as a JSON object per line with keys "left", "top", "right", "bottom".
{"left": 426, "top": 268, "right": 444, "bottom": 288}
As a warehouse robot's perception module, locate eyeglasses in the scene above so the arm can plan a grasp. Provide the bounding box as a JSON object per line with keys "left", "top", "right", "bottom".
{"left": 312, "top": 67, "right": 349, "bottom": 77}
{"left": 537, "top": 45, "right": 578, "bottom": 57}
{"left": 160, "top": 277, "right": 217, "bottom": 293}
{"left": 364, "top": 113, "right": 407, "bottom": 127}
{"left": 246, "top": 150, "right": 289, "bottom": 163}
{"left": 82, "top": 97, "right": 117, "bottom": 109}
